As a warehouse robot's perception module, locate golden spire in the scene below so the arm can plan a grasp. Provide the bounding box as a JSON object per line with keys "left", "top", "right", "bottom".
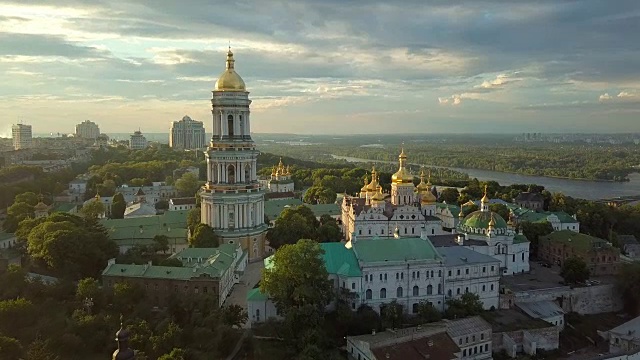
{"left": 214, "top": 47, "right": 246, "bottom": 91}
{"left": 489, "top": 214, "right": 496, "bottom": 227}
{"left": 225, "top": 47, "right": 235, "bottom": 70}
{"left": 367, "top": 166, "right": 379, "bottom": 191}
{"left": 392, "top": 148, "right": 413, "bottom": 184}
{"left": 458, "top": 207, "right": 465, "bottom": 218}
{"left": 371, "top": 185, "right": 385, "bottom": 202}
{"left": 427, "top": 170, "right": 432, "bottom": 187}
{"left": 481, "top": 185, "right": 489, "bottom": 203}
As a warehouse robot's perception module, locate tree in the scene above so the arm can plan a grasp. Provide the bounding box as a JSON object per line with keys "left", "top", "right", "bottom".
{"left": 260, "top": 239, "right": 333, "bottom": 314}
{"left": 267, "top": 206, "right": 319, "bottom": 249}
{"left": 76, "top": 278, "right": 104, "bottom": 313}
{"left": 461, "top": 203, "right": 479, "bottom": 216}
{"left": 440, "top": 188, "right": 460, "bottom": 204}
{"left": 189, "top": 223, "right": 219, "bottom": 248}
{"left": 175, "top": 172, "right": 200, "bottom": 197}
{"left": 25, "top": 339, "right": 59, "bottom": 360}
{"left": 317, "top": 215, "right": 342, "bottom": 243}
{"left": 153, "top": 235, "right": 170, "bottom": 253}
{"left": 617, "top": 262, "right": 640, "bottom": 316}
{"left": 520, "top": 221, "right": 554, "bottom": 257}
{"left": 221, "top": 304, "right": 248, "bottom": 328}
{"left": 111, "top": 192, "right": 126, "bottom": 219}
{"left": 80, "top": 199, "right": 105, "bottom": 219}
{"left": 14, "top": 192, "right": 39, "bottom": 206}
{"left": 445, "top": 293, "right": 484, "bottom": 319}
{"left": 155, "top": 200, "right": 169, "bottom": 210}
{"left": 560, "top": 256, "right": 590, "bottom": 284}
{"left": 0, "top": 336, "right": 23, "bottom": 360}
{"left": 7, "top": 201, "right": 34, "bottom": 225}
{"left": 489, "top": 203, "right": 510, "bottom": 221}
{"left": 415, "top": 300, "right": 442, "bottom": 323}
{"left": 187, "top": 206, "right": 201, "bottom": 233}
{"left": 158, "top": 348, "right": 186, "bottom": 360}
{"left": 380, "top": 300, "right": 404, "bottom": 329}
{"left": 303, "top": 185, "right": 337, "bottom": 204}
{"left": 26, "top": 213, "right": 118, "bottom": 279}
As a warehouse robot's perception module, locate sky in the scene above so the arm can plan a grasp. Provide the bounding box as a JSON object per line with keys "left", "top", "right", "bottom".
{"left": 0, "top": 0, "right": 639, "bottom": 136}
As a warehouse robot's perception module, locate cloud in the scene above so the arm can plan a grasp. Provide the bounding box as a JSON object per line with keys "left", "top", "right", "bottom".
{"left": 599, "top": 93, "right": 612, "bottom": 101}
{"left": 617, "top": 91, "right": 636, "bottom": 98}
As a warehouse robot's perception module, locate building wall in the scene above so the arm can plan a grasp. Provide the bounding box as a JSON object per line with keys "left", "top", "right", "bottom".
{"left": 508, "top": 284, "right": 623, "bottom": 315}
{"left": 12, "top": 124, "right": 32, "bottom": 150}
{"left": 492, "top": 327, "right": 560, "bottom": 355}
{"left": 103, "top": 275, "right": 220, "bottom": 307}
{"left": 538, "top": 240, "right": 620, "bottom": 276}
{"left": 75, "top": 120, "right": 100, "bottom": 139}
{"left": 169, "top": 116, "right": 207, "bottom": 150}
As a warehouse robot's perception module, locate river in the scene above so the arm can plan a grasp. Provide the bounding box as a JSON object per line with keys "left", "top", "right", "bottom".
{"left": 331, "top": 155, "right": 640, "bottom": 200}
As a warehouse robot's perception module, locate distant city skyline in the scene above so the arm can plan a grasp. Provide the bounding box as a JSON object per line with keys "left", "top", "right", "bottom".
{"left": 0, "top": 1, "right": 639, "bottom": 135}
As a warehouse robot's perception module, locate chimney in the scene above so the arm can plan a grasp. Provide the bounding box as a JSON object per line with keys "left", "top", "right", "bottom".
{"left": 107, "top": 258, "right": 116, "bottom": 266}
{"left": 372, "top": 329, "right": 376, "bottom": 336}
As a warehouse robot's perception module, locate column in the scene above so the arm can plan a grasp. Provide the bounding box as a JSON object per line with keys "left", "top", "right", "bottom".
{"left": 235, "top": 204, "right": 239, "bottom": 228}
{"left": 246, "top": 114, "right": 251, "bottom": 137}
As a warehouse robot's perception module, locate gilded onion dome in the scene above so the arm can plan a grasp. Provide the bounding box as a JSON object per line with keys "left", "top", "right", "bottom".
{"left": 392, "top": 148, "right": 414, "bottom": 184}
{"left": 34, "top": 201, "right": 49, "bottom": 211}
{"left": 371, "top": 185, "right": 385, "bottom": 203}
{"left": 458, "top": 208, "right": 465, "bottom": 218}
{"left": 417, "top": 170, "right": 436, "bottom": 204}
{"left": 214, "top": 48, "right": 246, "bottom": 92}
{"left": 367, "top": 167, "right": 379, "bottom": 191}
{"left": 360, "top": 176, "right": 369, "bottom": 193}
{"left": 481, "top": 185, "right": 490, "bottom": 204}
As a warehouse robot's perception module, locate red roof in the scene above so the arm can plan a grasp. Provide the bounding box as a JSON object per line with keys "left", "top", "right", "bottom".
{"left": 371, "top": 332, "right": 460, "bottom": 360}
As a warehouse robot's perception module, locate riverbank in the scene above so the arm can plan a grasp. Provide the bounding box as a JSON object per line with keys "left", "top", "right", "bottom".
{"left": 330, "top": 154, "right": 640, "bottom": 200}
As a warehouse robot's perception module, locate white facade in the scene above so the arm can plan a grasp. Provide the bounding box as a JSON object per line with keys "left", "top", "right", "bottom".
{"left": 12, "top": 123, "right": 32, "bottom": 150}
{"left": 116, "top": 184, "right": 177, "bottom": 204}
{"left": 169, "top": 115, "right": 207, "bottom": 150}
{"left": 75, "top": 120, "right": 100, "bottom": 139}
{"left": 341, "top": 159, "right": 445, "bottom": 242}
{"left": 169, "top": 198, "right": 197, "bottom": 211}
{"left": 129, "top": 130, "right": 148, "bottom": 150}
{"left": 267, "top": 158, "right": 295, "bottom": 193}
{"left": 68, "top": 179, "right": 88, "bottom": 203}
{"left": 436, "top": 203, "right": 462, "bottom": 229}
{"left": 200, "top": 49, "right": 267, "bottom": 261}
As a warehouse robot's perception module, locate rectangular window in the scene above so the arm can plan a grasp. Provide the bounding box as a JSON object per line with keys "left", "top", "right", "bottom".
{"left": 203, "top": 287, "right": 208, "bottom": 293}
{"left": 448, "top": 270, "right": 452, "bottom": 277}
{"left": 491, "top": 266, "right": 495, "bottom": 271}
{"left": 481, "top": 333, "right": 484, "bottom": 340}
{"left": 483, "top": 266, "right": 486, "bottom": 273}
{"left": 351, "top": 282, "right": 355, "bottom": 290}
{"left": 522, "top": 253, "right": 525, "bottom": 261}
{"left": 396, "top": 273, "right": 399, "bottom": 280}
{"left": 380, "top": 274, "right": 382, "bottom": 281}
{"left": 401, "top": 273, "right": 403, "bottom": 280}
{"left": 513, "top": 254, "right": 516, "bottom": 262}
{"left": 457, "top": 269, "right": 460, "bottom": 275}
{"left": 384, "top": 274, "right": 387, "bottom": 281}
{"left": 417, "top": 272, "right": 420, "bottom": 279}
{"left": 465, "top": 268, "right": 469, "bottom": 274}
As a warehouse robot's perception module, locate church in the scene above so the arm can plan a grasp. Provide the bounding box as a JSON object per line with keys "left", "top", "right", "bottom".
{"left": 200, "top": 48, "right": 268, "bottom": 261}
{"left": 340, "top": 149, "right": 530, "bottom": 276}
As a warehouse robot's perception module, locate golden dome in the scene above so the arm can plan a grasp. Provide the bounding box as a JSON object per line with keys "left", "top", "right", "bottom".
{"left": 458, "top": 208, "right": 465, "bottom": 218}
{"left": 488, "top": 214, "right": 496, "bottom": 228}
{"left": 360, "top": 176, "right": 369, "bottom": 193}
{"left": 481, "top": 185, "right": 490, "bottom": 203}
{"left": 367, "top": 167, "right": 379, "bottom": 191}
{"left": 214, "top": 49, "right": 246, "bottom": 92}
{"left": 371, "top": 186, "right": 385, "bottom": 202}
{"left": 392, "top": 148, "right": 414, "bottom": 184}
{"left": 416, "top": 170, "right": 430, "bottom": 192}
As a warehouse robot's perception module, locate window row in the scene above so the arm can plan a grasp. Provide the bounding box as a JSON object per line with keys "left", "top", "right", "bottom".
{"left": 446, "top": 283, "right": 494, "bottom": 297}
{"left": 364, "top": 284, "right": 443, "bottom": 300}
{"left": 447, "top": 265, "right": 496, "bottom": 277}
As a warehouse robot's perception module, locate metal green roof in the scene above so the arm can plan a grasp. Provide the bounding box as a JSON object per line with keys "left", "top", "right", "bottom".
{"left": 247, "top": 287, "right": 268, "bottom": 301}
{"left": 352, "top": 238, "right": 441, "bottom": 263}
{"left": 320, "top": 242, "right": 362, "bottom": 277}
{"left": 459, "top": 210, "right": 508, "bottom": 230}
{"left": 102, "top": 263, "right": 223, "bottom": 280}
{"left": 308, "top": 203, "right": 341, "bottom": 217}
{"left": 514, "top": 234, "right": 529, "bottom": 244}
{"left": 540, "top": 230, "right": 611, "bottom": 252}
{"left": 436, "top": 202, "right": 461, "bottom": 214}
{"left": 171, "top": 244, "right": 240, "bottom": 273}
{"left": 101, "top": 211, "right": 189, "bottom": 243}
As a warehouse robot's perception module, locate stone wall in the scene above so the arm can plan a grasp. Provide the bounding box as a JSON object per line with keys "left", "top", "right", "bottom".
{"left": 492, "top": 326, "right": 559, "bottom": 355}
{"left": 502, "top": 284, "right": 622, "bottom": 315}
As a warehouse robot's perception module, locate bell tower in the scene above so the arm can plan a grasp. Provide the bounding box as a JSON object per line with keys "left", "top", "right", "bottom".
{"left": 200, "top": 48, "right": 267, "bottom": 261}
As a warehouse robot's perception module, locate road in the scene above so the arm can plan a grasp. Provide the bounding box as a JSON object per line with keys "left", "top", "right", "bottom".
{"left": 225, "top": 260, "right": 265, "bottom": 328}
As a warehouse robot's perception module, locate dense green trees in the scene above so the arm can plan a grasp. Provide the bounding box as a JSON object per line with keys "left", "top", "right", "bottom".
{"left": 520, "top": 221, "right": 554, "bottom": 257}
{"left": 267, "top": 205, "right": 341, "bottom": 249}
{"left": 25, "top": 213, "right": 118, "bottom": 279}
{"left": 439, "top": 187, "right": 460, "bottom": 204}
{"left": 189, "top": 223, "right": 219, "bottom": 248}
{"left": 175, "top": 172, "right": 201, "bottom": 197}
{"left": 111, "top": 193, "right": 126, "bottom": 219}
{"left": 80, "top": 199, "right": 106, "bottom": 219}
{"left": 444, "top": 293, "right": 484, "bottom": 319}
{"left": 617, "top": 263, "right": 640, "bottom": 316}
{"left": 415, "top": 300, "right": 442, "bottom": 323}
{"left": 560, "top": 257, "right": 590, "bottom": 284}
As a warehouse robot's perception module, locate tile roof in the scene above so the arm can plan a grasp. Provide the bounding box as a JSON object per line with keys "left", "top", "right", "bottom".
{"left": 100, "top": 211, "right": 189, "bottom": 243}
{"left": 445, "top": 316, "right": 492, "bottom": 338}
{"left": 353, "top": 238, "right": 441, "bottom": 263}
{"left": 540, "top": 230, "right": 612, "bottom": 252}
{"left": 514, "top": 234, "right": 529, "bottom": 244}
{"left": 514, "top": 192, "right": 544, "bottom": 202}
{"left": 52, "top": 202, "right": 77, "bottom": 212}
{"left": 372, "top": 331, "right": 459, "bottom": 360}
{"left": 516, "top": 301, "right": 565, "bottom": 320}
{"left": 264, "top": 199, "right": 303, "bottom": 219}
{"left": 320, "top": 242, "right": 362, "bottom": 277}
{"left": 438, "top": 246, "right": 501, "bottom": 266}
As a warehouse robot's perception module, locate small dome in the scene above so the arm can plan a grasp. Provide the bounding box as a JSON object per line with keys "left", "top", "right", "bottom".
{"left": 392, "top": 148, "right": 414, "bottom": 184}
{"left": 458, "top": 210, "right": 508, "bottom": 231}
{"left": 371, "top": 186, "right": 385, "bottom": 202}
{"left": 367, "top": 167, "right": 380, "bottom": 191}
{"left": 214, "top": 49, "right": 246, "bottom": 92}
{"left": 360, "top": 176, "right": 369, "bottom": 193}
{"left": 34, "top": 201, "right": 49, "bottom": 211}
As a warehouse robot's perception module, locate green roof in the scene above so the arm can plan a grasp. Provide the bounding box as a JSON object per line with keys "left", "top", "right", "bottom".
{"left": 436, "top": 202, "right": 461, "bottom": 214}
{"left": 0, "top": 232, "right": 16, "bottom": 242}
{"left": 171, "top": 244, "right": 240, "bottom": 274}
{"left": 247, "top": 287, "right": 268, "bottom": 301}
{"left": 514, "top": 234, "right": 529, "bottom": 244}
{"left": 103, "top": 263, "right": 224, "bottom": 280}
{"left": 540, "top": 230, "right": 612, "bottom": 252}
{"left": 264, "top": 199, "right": 340, "bottom": 220}
{"left": 353, "top": 238, "right": 441, "bottom": 263}
{"left": 52, "top": 203, "right": 77, "bottom": 212}
{"left": 459, "top": 210, "right": 508, "bottom": 230}
{"left": 172, "top": 243, "right": 237, "bottom": 260}
{"left": 320, "top": 242, "right": 362, "bottom": 277}
{"left": 101, "top": 211, "right": 189, "bottom": 243}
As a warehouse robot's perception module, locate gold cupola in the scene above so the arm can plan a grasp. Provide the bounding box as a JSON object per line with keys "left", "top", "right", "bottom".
{"left": 214, "top": 48, "right": 246, "bottom": 92}
{"left": 391, "top": 148, "right": 414, "bottom": 184}
{"left": 481, "top": 185, "right": 490, "bottom": 203}
{"left": 367, "top": 166, "right": 379, "bottom": 191}
{"left": 417, "top": 170, "right": 436, "bottom": 204}
{"left": 360, "top": 176, "right": 369, "bottom": 194}
{"left": 371, "top": 185, "right": 385, "bottom": 203}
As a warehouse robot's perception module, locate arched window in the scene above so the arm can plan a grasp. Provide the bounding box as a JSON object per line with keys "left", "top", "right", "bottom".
{"left": 244, "top": 165, "right": 251, "bottom": 183}
{"left": 426, "top": 285, "right": 432, "bottom": 295}
{"left": 413, "top": 286, "right": 419, "bottom": 296}
{"left": 412, "top": 303, "right": 418, "bottom": 313}
{"left": 397, "top": 287, "right": 403, "bottom": 297}
{"left": 227, "top": 115, "right": 234, "bottom": 137}
{"left": 239, "top": 114, "right": 244, "bottom": 135}
{"left": 366, "top": 289, "right": 372, "bottom": 300}
{"left": 380, "top": 288, "right": 386, "bottom": 299}
{"left": 438, "top": 284, "right": 442, "bottom": 294}
{"left": 227, "top": 164, "right": 235, "bottom": 184}
{"left": 448, "top": 289, "right": 452, "bottom": 297}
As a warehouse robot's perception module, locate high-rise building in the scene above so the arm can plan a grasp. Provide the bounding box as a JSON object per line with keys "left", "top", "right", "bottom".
{"left": 201, "top": 49, "right": 267, "bottom": 261}
{"left": 170, "top": 115, "right": 206, "bottom": 150}
{"left": 129, "top": 130, "right": 148, "bottom": 150}
{"left": 75, "top": 120, "right": 100, "bottom": 139}
{"left": 12, "top": 123, "right": 32, "bottom": 150}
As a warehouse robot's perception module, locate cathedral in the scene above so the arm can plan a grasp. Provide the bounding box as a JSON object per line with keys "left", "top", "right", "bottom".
{"left": 267, "top": 158, "right": 294, "bottom": 193}
{"left": 200, "top": 49, "right": 267, "bottom": 261}
{"left": 341, "top": 149, "right": 445, "bottom": 241}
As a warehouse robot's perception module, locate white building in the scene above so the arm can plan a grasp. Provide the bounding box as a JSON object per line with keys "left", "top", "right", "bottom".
{"left": 247, "top": 230, "right": 500, "bottom": 326}
{"left": 169, "top": 115, "right": 207, "bottom": 150}
{"left": 346, "top": 316, "right": 493, "bottom": 360}
{"left": 200, "top": 48, "right": 268, "bottom": 261}
{"left": 436, "top": 202, "right": 462, "bottom": 230}
{"left": 602, "top": 316, "right": 640, "bottom": 355}
{"left": 123, "top": 188, "right": 157, "bottom": 218}
{"left": 75, "top": 120, "right": 100, "bottom": 139}
{"left": 515, "top": 301, "right": 565, "bottom": 330}
{"left": 267, "top": 158, "right": 294, "bottom": 193}
{"left": 116, "top": 184, "right": 177, "bottom": 205}
{"left": 129, "top": 130, "right": 148, "bottom": 150}
{"left": 456, "top": 187, "right": 530, "bottom": 275}
{"left": 12, "top": 123, "right": 32, "bottom": 150}
{"left": 169, "top": 197, "right": 197, "bottom": 211}
{"left": 342, "top": 152, "right": 445, "bottom": 242}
